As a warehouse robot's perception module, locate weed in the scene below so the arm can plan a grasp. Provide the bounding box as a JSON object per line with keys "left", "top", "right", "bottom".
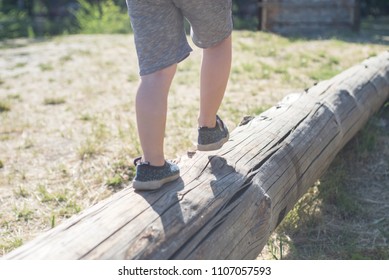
{"left": 43, "top": 97, "right": 66, "bottom": 105}
{"left": 0, "top": 100, "right": 11, "bottom": 113}
{"left": 318, "top": 161, "right": 360, "bottom": 218}
{"left": 0, "top": 160, "right": 3, "bottom": 169}
{"left": 51, "top": 214, "right": 56, "bottom": 228}
{"left": 0, "top": 238, "right": 23, "bottom": 254}
{"left": 7, "top": 94, "right": 21, "bottom": 100}
{"left": 106, "top": 174, "right": 123, "bottom": 188}
{"left": 127, "top": 73, "right": 139, "bottom": 82}
{"left": 55, "top": 191, "right": 68, "bottom": 203}
{"left": 355, "top": 123, "right": 377, "bottom": 156}
{"left": 37, "top": 184, "right": 55, "bottom": 203}
{"left": 14, "top": 186, "right": 29, "bottom": 198}
{"left": 59, "top": 54, "right": 73, "bottom": 63}
{"left": 93, "top": 122, "right": 110, "bottom": 140}
{"left": 15, "top": 205, "right": 34, "bottom": 222}
{"left": 14, "top": 62, "right": 27, "bottom": 68}
{"left": 79, "top": 113, "right": 94, "bottom": 121}
{"left": 267, "top": 234, "right": 291, "bottom": 260}
{"left": 39, "top": 63, "right": 54, "bottom": 71}
{"left": 37, "top": 184, "right": 69, "bottom": 204}
{"left": 77, "top": 139, "right": 103, "bottom": 159}
{"left": 107, "top": 160, "right": 136, "bottom": 189}
{"left": 59, "top": 201, "right": 81, "bottom": 218}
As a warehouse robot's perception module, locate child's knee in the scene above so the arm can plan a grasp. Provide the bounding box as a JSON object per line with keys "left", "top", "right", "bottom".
{"left": 142, "top": 64, "right": 177, "bottom": 80}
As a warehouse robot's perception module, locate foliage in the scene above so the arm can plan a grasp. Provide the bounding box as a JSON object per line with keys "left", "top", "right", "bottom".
{"left": 0, "top": 10, "right": 32, "bottom": 39}
{"left": 0, "top": 0, "right": 131, "bottom": 39}
{"left": 73, "top": 0, "right": 131, "bottom": 34}
{"left": 1, "top": 0, "right": 388, "bottom": 39}
{"left": 232, "top": 0, "right": 258, "bottom": 30}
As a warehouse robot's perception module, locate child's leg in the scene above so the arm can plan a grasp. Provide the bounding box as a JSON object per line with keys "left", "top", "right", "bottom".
{"left": 179, "top": 0, "right": 233, "bottom": 128}
{"left": 136, "top": 64, "right": 177, "bottom": 166}
{"left": 198, "top": 35, "right": 232, "bottom": 128}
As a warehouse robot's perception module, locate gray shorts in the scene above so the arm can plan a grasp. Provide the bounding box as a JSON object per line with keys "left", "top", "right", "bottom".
{"left": 126, "top": 0, "right": 233, "bottom": 76}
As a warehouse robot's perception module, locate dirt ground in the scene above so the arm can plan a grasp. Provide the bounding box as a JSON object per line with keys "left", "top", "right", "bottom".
{"left": 0, "top": 31, "right": 388, "bottom": 258}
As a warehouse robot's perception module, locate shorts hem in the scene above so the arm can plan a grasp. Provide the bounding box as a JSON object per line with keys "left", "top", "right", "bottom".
{"left": 193, "top": 29, "right": 232, "bottom": 49}
{"left": 139, "top": 50, "right": 192, "bottom": 76}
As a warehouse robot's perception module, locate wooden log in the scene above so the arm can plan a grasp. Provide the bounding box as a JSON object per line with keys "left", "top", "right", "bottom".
{"left": 3, "top": 52, "right": 389, "bottom": 260}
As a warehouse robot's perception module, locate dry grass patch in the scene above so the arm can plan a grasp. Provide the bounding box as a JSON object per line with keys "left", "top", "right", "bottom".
{"left": 0, "top": 31, "right": 387, "bottom": 257}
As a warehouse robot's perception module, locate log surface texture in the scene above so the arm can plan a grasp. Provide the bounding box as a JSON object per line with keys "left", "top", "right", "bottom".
{"left": 4, "top": 52, "right": 389, "bottom": 260}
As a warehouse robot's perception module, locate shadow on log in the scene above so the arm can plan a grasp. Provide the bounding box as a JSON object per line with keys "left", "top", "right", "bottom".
{"left": 4, "top": 52, "right": 389, "bottom": 260}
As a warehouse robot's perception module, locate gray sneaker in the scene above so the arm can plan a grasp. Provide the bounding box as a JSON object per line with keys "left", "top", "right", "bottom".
{"left": 197, "top": 115, "right": 229, "bottom": 151}
{"left": 132, "top": 157, "right": 180, "bottom": 191}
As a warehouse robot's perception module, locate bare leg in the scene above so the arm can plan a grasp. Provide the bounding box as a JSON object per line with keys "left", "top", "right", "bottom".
{"left": 198, "top": 35, "right": 232, "bottom": 128}
{"left": 136, "top": 64, "right": 177, "bottom": 166}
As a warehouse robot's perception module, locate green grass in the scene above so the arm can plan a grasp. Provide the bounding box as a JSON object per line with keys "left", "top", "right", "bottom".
{"left": 106, "top": 160, "right": 136, "bottom": 190}
{"left": 43, "top": 97, "right": 66, "bottom": 105}
{"left": 14, "top": 186, "right": 30, "bottom": 198}
{"left": 37, "top": 185, "right": 69, "bottom": 204}
{"left": 13, "top": 62, "right": 27, "bottom": 68}
{"left": 15, "top": 205, "right": 34, "bottom": 222}
{"left": 39, "top": 63, "right": 54, "bottom": 72}
{"left": 264, "top": 107, "right": 387, "bottom": 260}
{"left": 0, "top": 30, "right": 387, "bottom": 258}
{"left": 74, "top": 0, "right": 132, "bottom": 34}
{"left": 59, "top": 54, "right": 73, "bottom": 63}
{"left": 106, "top": 174, "right": 124, "bottom": 188}
{"left": 0, "top": 100, "right": 11, "bottom": 113}
{"left": 77, "top": 138, "right": 103, "bottom": 159}
{"left": 79, "top": 113, "right": 95, "bottom": 121}
{"left": 7, "top": 94, "right": 21, "bottom": 100}
{"left": 318, "top": 159, "right": 361, "bottom": 219}
{"left": 58, "top": 201, "right": 81, "bottom": 218}
{"left": 0, "top": 238, "right": 23, "bottom": 254}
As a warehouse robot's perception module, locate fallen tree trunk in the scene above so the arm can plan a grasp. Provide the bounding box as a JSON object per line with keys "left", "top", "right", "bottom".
{"left": 4, "top": 52, "right": 389, "bottom": 260}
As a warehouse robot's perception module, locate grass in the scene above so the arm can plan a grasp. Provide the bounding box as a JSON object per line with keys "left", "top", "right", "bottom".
{"left": 7, "top": 94, "right": 21, "bottom": 100}
{"left": 14, "top": 186, "right": 30, "bottom": 198}
{"left": 43, "top": 97, "right": 66, "bottom": 105}
{"left": 261, "top": 105, "right": 389, "bottom": 260}
{"left": 38, "top": 63, "right": 54, "bottom": 72}
{"left": 0, "top": 100, "right": 11, "bottom": 113}
{"left": 77, "top": 139, "right": 103, "bottom": 159}
{"left": 0, "top": 31, "right": 387, "bottom": 258}
{"left": 15, "top": 205, "right": 34, "bottom": 222}
{"left": 0, "top": 238, "right": 23, "bottom": 255}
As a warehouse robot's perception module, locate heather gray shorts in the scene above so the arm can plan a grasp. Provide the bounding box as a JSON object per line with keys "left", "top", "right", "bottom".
{"left": 126, "top": 0, "right": 233, "bottom": 76}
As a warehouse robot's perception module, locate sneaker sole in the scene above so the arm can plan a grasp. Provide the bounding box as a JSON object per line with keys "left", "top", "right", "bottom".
{"left": 133, "top": 173, "right": 180, "bottom": 191}
{"left": 197, "top": 133, "right": 229, "bottom": 151}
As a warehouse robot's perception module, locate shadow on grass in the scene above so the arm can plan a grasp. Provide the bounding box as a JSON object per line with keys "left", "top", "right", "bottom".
{"left": 265, "top": 104, "right": 389, "bottom": 260}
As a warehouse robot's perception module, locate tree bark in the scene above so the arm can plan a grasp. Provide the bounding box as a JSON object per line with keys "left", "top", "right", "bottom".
{"left": 3, "top": 52, "right": 389, "bottom": 260}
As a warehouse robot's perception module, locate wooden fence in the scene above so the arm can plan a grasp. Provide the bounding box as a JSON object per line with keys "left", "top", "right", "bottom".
{"left": 259, "top": 0, "right": 360, "bottom": 34}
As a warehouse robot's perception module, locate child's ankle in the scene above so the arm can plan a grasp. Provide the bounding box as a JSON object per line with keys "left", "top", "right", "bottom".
{"left": 142, "top": 156, "right": 165, "bottom": 167}
{"left": 198, "top": 116, "right": 217, "bottom": 128}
